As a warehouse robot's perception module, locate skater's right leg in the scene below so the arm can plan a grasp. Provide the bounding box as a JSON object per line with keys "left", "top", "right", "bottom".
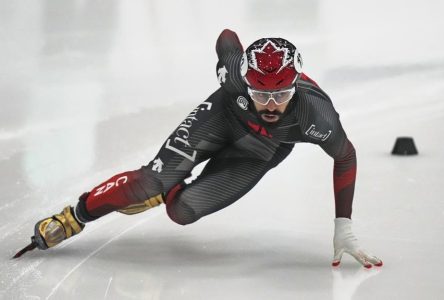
{"left": 33, "top": 168, "right": 166, "bottom": 251}
{"left": 23, "top": 94, "right": 230, "bottom": 254}
{"left": 74, "top": 167, "right": 165, "bottom": 222}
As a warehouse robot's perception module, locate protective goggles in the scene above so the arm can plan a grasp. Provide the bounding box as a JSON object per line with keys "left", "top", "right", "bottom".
{"left": 247, "top": 86, "right": 295, "bottom": 105}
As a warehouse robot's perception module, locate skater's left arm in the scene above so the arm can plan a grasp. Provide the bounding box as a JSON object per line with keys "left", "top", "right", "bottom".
{"left": 318, "top": 126, "right": 356, "bottom": 220}
{"left": 319, "top": 113, "right": 382, "bottom": 268}
{"left": 297, "top": 89, "right": 356, "bottom": 219}
{"left": 297, "top": 90, "right": 382, "bottom": 268}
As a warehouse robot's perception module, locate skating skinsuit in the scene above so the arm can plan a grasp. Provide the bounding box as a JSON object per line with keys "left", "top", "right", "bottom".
{"left": 75, "top": 71, "right": 357, "bottom": 225}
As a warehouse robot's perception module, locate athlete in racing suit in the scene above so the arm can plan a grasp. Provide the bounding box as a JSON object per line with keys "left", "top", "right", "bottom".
{"left": 16, "top": 30, "right": 382, "bottom": 268}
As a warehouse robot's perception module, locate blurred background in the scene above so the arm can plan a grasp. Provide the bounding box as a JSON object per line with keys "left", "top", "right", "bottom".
{"left": 1, "top": 0, "right": 443, "bottom": 299}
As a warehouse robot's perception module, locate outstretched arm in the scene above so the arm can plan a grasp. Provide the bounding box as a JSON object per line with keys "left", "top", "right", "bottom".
{"left": 321, "top": 135, "right": 356, "bottom": 219}
{"left": 295, "top": 81, "right": 382, "bottom": 268}
{"left": 295, "top": 75, "right": 357, "bottom": 219}
{"left": 319, "top": 124, "right": 382, "bottom": 268}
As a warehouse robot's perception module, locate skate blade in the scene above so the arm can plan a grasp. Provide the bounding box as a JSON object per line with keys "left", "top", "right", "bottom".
{"left": 12, "top": 241, "right": 37, "bottom": 259}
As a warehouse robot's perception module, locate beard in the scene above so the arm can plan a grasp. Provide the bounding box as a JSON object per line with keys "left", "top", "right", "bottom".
{"left": 258, "top": 110, "right": 283, "bottom": 123}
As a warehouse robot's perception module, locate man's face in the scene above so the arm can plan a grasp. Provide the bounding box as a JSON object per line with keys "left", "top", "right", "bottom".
{"left": 248, "top": 86, "right": 295, "bottom": 123}
{"left": 253, "top": 99, "right": 290, "bottom": 123}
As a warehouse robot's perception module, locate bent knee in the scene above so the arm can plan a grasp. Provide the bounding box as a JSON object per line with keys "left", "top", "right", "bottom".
{"left": 166, "top": 200, "right": 199, "bottom": 225}
{"left": 165, "top": 183, "right": 199, "bottom": 225}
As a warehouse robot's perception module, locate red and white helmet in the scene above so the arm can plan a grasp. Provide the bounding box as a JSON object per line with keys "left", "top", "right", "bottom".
{"left": 241, "top": 38, "right": 303, "bottom": 91}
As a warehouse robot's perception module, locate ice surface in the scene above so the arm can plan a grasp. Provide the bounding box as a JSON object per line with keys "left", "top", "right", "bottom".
{"left": 1, "top": 0, "right": 444, "bottom": 299}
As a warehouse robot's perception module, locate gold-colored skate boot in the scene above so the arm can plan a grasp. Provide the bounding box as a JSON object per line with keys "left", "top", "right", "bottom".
{"left": 33, "top": 206, "right": 84, "bottom": 250}
{"left": 13, "top": 195, "right": 164, "bottom": 258}
{"left": 118, "top": 194, "right": 164, "bottom": 215}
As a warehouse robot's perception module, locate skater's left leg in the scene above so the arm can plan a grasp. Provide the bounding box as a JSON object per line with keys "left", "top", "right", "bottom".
{"left": 166, "top": 145, "right": 294, "bottom": 225}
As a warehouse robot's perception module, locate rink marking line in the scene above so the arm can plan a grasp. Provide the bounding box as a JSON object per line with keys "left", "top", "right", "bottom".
{"left": 104, "top": 277, "right": 113, "bottom": 299}
{"left": 45, "top": 214, "right": 157, "bottom": 300}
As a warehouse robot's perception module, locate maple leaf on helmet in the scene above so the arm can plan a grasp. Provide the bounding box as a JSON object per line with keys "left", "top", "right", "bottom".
{"left": 242, "top": 38, "right": 303, "bottom": 91}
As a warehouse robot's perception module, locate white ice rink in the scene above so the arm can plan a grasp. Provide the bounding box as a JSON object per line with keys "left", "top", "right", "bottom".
{"left": 1, "top": 0, "right": 444, "bottom": 299}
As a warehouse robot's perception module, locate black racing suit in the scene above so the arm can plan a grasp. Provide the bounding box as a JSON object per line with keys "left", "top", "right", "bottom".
{"left": 75, "top": 74, "right": 356, "bottom": 225}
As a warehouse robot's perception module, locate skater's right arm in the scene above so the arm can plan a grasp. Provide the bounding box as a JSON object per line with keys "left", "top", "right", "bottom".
{"left": 215, "top": 29, "right": 247, "bottom": 94}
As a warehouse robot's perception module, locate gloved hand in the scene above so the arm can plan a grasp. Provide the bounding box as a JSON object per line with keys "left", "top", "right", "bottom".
{"left": 333, "top": 218, "right": 383, "bottom": 268}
